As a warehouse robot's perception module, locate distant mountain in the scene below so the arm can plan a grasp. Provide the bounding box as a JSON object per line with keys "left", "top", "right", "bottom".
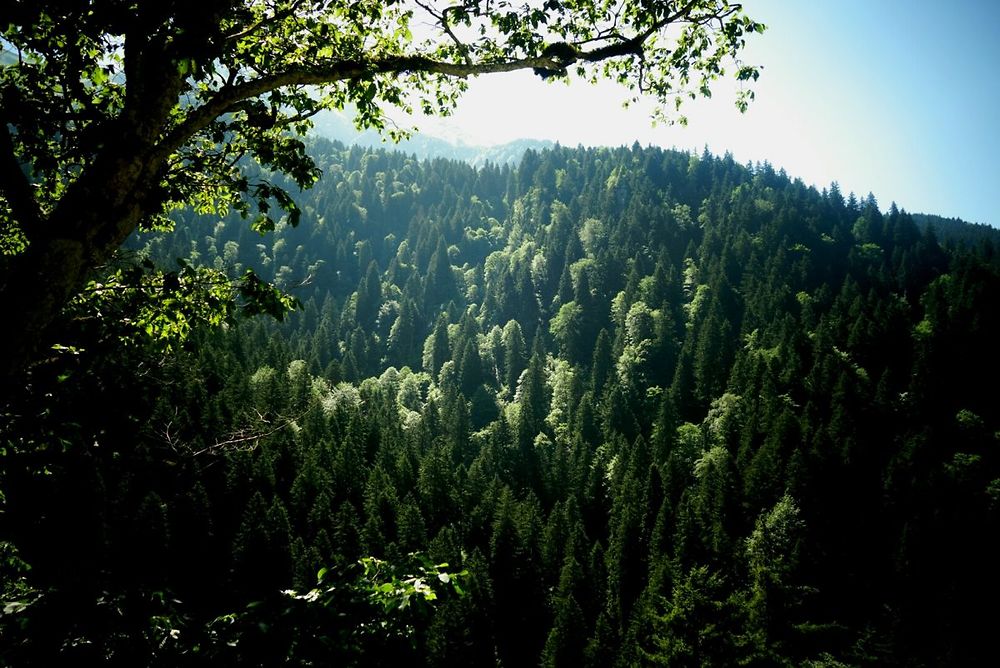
{"left": 912, "top": 212, "right": 1000, "bottom": 246}
{"left": 309, "top": 110, "right": 553, "bottom": 167}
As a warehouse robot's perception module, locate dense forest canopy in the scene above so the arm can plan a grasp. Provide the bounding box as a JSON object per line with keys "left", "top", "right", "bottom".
{"left": 2, "top": 136, "right": 998, "bottom": 665}
{"left": 3, "top": 2, "right": 999, "bottom": 666}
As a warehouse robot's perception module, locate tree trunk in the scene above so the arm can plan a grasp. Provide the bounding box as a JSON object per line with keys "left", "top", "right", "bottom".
{"left": 1, "top": 31, "right": 190, "bottom": 391}
{"left": 0, "top": 149, "right": 154, "bottom": 390}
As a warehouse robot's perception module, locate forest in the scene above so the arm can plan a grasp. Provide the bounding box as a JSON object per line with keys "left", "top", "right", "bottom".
{"left": 3, "top": 137, "right": 999, "bottom": 666}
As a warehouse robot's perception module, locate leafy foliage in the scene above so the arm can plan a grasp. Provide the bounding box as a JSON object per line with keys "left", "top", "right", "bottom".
{"left": 0, "top": 0, "right": 764, "bottom": 381}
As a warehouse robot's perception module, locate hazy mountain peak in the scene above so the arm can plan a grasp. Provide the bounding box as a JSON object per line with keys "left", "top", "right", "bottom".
{"left": 309, "top": 110, "right": 554, "bottom": 167}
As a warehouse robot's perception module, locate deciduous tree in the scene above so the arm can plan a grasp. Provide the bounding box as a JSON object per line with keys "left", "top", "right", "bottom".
{"left": 0, "top": 0, "right": 763, "bottom": 383}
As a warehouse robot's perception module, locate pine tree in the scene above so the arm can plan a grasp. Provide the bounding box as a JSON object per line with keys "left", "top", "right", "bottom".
{"left": 502, "top": 319, "right": 529, "bottom": 395}
{"left": 424, "top": 312, "right": 452, "bottom": 377}
{"left": 355, "top": 260, "right": 382, "bottom": 329}
{"left": 424, "top": 236, "right": 459, "bottom": 309}
{"left": 387, "top": 297, "right": 421, "bottom": 368}
{"left": 589, "top": 328, "right": 614, "bottom": 396}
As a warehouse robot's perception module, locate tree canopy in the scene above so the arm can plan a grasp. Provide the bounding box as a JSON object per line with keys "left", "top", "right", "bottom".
{"left": 5, "top": 138, "right": 998, "bottom": 665}
{"left": 0, "top": 0, "right": 763, "bottom": 383}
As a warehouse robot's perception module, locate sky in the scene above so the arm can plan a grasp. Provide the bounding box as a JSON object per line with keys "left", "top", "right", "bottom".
{"left": 405, "top": 0, "right": 1000, "bottom": 227}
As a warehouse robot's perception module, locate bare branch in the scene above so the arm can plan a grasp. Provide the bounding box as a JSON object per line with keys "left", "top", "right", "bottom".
{"left": 415, "top": 1, "right": 474, "bottom": 66}
{"left": 190, "top": 408, "right": 301, "bottom": 457}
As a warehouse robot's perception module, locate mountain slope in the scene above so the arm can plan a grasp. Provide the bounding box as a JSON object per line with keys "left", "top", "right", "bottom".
{"left": 5, "top": 139, "right": 998, "bottom": 666}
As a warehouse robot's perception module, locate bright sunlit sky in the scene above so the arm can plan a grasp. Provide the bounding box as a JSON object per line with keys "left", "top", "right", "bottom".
{"left": 407, "top": 0, "right": 1000, "bottom": 226}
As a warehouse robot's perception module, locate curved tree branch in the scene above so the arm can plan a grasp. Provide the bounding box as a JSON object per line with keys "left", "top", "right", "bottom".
{"left": 157, "top": 49, "right": 600, "bottom": 161}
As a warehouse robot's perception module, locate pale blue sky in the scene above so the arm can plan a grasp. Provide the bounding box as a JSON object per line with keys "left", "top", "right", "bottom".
{"left": 407, "top": 0, "right": 1000, "bottom": 226}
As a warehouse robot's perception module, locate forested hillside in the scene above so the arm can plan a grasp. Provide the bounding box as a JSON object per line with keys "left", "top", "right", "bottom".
{"left": 911, "top": 212, "right": 1000, "bottom": 248}
{"left": 3, "top": 139, "right": 998, "bottom": 666}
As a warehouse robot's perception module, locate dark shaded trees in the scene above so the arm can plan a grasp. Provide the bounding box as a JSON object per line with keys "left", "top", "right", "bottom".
{"left": 4, "top": 137, "right": 999, "bottom": 666}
